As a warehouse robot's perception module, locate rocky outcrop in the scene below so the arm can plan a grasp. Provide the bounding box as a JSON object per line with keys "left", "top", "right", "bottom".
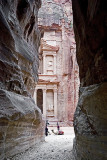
{"left": 73, "top": 83, "right": 107, "bottom": 160}
{"left": 72, "top": 0, "right": 107, "bottom": 159}
{"left": 0, "top": 0, "right": 44, "bottom": 159}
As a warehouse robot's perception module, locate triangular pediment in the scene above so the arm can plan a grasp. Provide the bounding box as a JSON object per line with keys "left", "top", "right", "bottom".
{"left": 41, "top": 39, "right": 59, "bottom": 51}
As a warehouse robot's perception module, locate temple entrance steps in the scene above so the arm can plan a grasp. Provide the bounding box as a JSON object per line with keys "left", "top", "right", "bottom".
{"left": 47, "top": 119, "right": 58, "bottom": 127}
{"left": 46, "top": 117, "right": 73, "bottom": 127}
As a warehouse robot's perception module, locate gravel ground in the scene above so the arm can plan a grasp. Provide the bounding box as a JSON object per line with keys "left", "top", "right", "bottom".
{"left": 11, "top": 127, "right": 75, "bottom": 160}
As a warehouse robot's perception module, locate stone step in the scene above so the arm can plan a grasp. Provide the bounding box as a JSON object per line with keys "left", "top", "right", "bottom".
{"left": 46, "top": 118, "right": 73, "bottom": 127}
{"left": 48, "top": 122, "right": 57, "bottom": 126}
{"left": 48, "top": 121, "right": 71, "bottom": 127}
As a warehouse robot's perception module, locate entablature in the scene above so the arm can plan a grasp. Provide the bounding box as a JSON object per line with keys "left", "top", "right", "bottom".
{"left": 41, "top": 39, "right": 59, "bottom": 52}
{"left": 38, "top": 74, "right": 59, "bottom": 85}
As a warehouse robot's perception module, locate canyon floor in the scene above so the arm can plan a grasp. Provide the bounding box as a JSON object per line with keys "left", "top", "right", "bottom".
{"left": 11, "top": 127, "right": 74, "bottom": 160}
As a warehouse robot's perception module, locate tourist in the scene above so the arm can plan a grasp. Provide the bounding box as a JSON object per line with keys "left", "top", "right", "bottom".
{"left": 45, "top": 125, "right": 48, "bottom": 136}
{"left": 57, "top": 122, "right": 60, "bottom": 131}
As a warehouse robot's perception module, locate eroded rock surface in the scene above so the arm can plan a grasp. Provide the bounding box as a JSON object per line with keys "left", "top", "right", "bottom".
{"left": 72, "top": 0, "right": 107, "bottom": 159}
{"left": 73, "top": 83, "right": 107, "bottom": 160}
{"left": 0, "top": 0, "right": 44, "bottom": 159}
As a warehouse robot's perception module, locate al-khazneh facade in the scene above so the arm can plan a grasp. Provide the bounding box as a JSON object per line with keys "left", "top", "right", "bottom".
{"left": 33, "top": 0, "right": 80, "bottom": 125}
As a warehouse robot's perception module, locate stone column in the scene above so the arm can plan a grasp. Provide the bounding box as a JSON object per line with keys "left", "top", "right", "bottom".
{"left": 43, "top": 89, "right": 47, "bottom": 118}
{"left": 53, "top": 54, "right": 56, "bottom": 74}
{"left": 33, "top": 89, "right": 37, "bottom": 104}
{"left": 54, "top": 88, "right": 57, "bottom": 118}
{"left": 43, "top": 54, "right": 46, "bottom": 74}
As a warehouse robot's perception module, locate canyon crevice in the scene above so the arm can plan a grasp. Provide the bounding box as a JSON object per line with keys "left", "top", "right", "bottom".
{"left": 72, "top": 0, "right": 107, "bottom": 159}
{"left": 35, "top": 0, "right": 79, "bottom": 125}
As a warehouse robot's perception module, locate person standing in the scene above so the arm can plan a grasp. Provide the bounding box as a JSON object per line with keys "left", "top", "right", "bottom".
{"left": 45, "top": 120, "right": 49, "bottom": 136}
{"left": 45, "top": 124, "right": 48, "bottom": 136}
{"left": 57, "top": 122, "right": 60, "bottom": 131}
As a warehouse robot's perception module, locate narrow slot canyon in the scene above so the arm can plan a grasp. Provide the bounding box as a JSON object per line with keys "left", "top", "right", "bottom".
{"left": 0, "top": 0, "right": 107, "bottom": 160}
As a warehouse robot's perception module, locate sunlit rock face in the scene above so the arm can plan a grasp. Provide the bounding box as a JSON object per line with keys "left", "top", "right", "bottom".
{"left": 72, "top": 0, "right": 107, "bottom": 159}
{"left": 38, "top": 0, "right": 79, "bottom": 124}
{"left": 0, "top": 0, "right": 44, "bottom": 159}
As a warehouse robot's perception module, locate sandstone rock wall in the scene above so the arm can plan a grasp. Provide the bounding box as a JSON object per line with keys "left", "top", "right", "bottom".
{"left": 0, "top": 0, "right": 44, "bottom": 159}
{"left": 72, "top": 0, "right": 107, "bottom": 159}
{"left": 38, "top": 0, "right": 79, "bottom": 124}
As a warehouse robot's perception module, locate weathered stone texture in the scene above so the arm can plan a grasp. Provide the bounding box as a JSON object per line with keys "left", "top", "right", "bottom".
{"left": 72, "top": 0, "right": 107, "bottom": 87}
{"left": 72, "top": 0, "right": 107, "bottom": 159}
{"left": 0, "top": 0, "right": 44, "bottom": 159}
{"left": 73, "top": 83, "right": 107, "bottom": 160}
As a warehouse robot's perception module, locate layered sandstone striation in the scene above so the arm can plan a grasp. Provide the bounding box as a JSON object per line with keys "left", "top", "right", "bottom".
{"left": 37, "top": 0, "right": 79, "bottom": 124}
{"left": 72, "top": 0, "right": 107, "bottom": 159}
{"left": 0, "top": 0, "right": 44, "bottom": 159}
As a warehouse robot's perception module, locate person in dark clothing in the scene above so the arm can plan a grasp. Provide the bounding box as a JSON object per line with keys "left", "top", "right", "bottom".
{"left": 57, "top": 122, "right": 60, "bottom": 131}
{"left": 45, "top": 120, "right": 49, "bottom": 136}
{"left": 45, "top": 125, "right": 48, "bottom": 136}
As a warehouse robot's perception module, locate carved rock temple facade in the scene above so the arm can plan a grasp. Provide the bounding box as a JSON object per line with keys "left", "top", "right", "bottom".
{"left": 33, "top": 0, "right": 79, "bottom": 125}
{"left": 34, "top": 38, "right": 59, "bottom": 120}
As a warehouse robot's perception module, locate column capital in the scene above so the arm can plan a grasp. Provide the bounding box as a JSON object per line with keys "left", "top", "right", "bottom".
{"left": 43, "top": 88, "right": 46, "bottom": 92}
{"left": 35, "top": 88, "right": 37, "bottom": 91}
{"left": 43, "top": 54, "right": 46, "bottom": 57}
{"left": 54, "top": 88, "right": 57, "bottom": 92}
{"left": 53, "top": 54, "right": 57, "bottom": 57}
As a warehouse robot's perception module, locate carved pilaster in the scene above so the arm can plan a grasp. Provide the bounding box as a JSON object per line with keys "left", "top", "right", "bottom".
{"left": 54, "top": 88, "right": 57, "bottom": 118}
{"left": 53, "top": 54, "right": 56, "bottom": 75}
{"left": 43, "top": 89, "right": 47, "bottom": 118}
{"left": 43, "top": 54, "right": 46, "bottom": 74}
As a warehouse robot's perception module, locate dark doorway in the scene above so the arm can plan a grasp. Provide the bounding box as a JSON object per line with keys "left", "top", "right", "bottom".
{"left": 37, "top": 89, "right": 43, "bottom": 113}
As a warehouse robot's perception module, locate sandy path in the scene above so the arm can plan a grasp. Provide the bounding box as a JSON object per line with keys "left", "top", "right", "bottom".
{"left": 11, "top": 127, "right": 74, "bottom": 160}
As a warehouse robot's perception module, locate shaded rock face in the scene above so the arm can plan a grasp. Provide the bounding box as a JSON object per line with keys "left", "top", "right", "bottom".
{"left": 0, "top": 0, "right": 44, "bottom": 159}
{"left": 72, "top": 0, "right": 107, "bottom": 87}
{"left": 73, "top": 83, "right": 107, "bottom": 160}
{"left": 72, "top": 0, "right": 107, "bottom": 159}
